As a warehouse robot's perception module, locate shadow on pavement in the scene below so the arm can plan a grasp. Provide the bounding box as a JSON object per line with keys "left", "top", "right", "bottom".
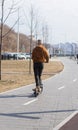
{"left": 0, "top": 93, "right": 34, "bottom": 98}
{"left": 0, "top": 109, "right": 76, "bottom": 120}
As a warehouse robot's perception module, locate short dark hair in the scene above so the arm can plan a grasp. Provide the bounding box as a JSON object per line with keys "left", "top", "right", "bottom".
{"left": 38, "top": 39, "right": 41, "bottom": 44}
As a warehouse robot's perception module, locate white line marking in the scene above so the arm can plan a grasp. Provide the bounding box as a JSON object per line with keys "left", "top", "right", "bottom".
{"left": 58, "top": 86, "right": 65, "bottom": 90}
{"left": 73, "top": 79, "right": 77, "bottom": 82}
{"left": 23, "top": 98, "right": 38, "bottom": 105}
{"left": 53, "top": 111, "right": 78, "bottom": 130}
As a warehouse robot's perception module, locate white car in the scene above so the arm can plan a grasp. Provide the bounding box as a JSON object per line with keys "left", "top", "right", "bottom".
{"left": 14, "top": 53, "right": 26, "bottom": 60}
{"left": 18, "top": 54, "right": 26, "bottom": 60}
{"left": 26, "top": 53, "right": 31, "bottom": 59}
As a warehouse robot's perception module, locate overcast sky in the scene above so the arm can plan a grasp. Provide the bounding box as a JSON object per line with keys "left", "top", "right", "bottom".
{"left": 1, "top": 0, "right": 78, "bottom": 44}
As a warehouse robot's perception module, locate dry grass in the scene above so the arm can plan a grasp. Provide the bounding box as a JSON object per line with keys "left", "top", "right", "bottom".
{"left": 0, "top": 59, "right": 64, "bottom": 93}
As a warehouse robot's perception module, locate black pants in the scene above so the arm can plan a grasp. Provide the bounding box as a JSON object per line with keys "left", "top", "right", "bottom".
{"left": 33, "top": 62, "right": 43, "bottom": 87}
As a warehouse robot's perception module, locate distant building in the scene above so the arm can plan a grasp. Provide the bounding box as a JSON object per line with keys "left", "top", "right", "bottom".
{"left": 51, "top": 42, "right": 78, "bottom": 56}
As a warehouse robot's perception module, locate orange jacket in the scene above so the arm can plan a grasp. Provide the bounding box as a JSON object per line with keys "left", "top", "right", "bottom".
{"left": 32, "top": 45, "right": 49, "bottom": 63}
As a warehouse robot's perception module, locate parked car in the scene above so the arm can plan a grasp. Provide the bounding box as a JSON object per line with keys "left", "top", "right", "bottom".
{"left": 26, "top": 53, "right": 31, "bottom": 59}
{"left": 13, "top": 53, "right": 26, "bottom": 60}
{"left": 19, "top": 53, "right": 26, "bottom": 60}
{"left": 1, "top": 52, "right": 12, "bottom": 60}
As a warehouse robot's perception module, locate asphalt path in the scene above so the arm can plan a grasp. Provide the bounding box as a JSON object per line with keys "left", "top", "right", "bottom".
{"left": 0, "top": 57, "right": 78, "bottom": 130}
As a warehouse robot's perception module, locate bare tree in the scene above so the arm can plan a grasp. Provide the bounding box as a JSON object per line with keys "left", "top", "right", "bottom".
{"left": 34, "top": 11, "right": 41, "bottom": 43}
{"left": 23, "top": 4, "right": 41, "bottom": 73}
{"left": 42, "top": 23, "right": 49, "bottom": 45}
{"left": 0, "top": 0, "right": 20, "bottom": 80}
{"left": 0, "top": 0, "right": 4, "bottom": 80}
